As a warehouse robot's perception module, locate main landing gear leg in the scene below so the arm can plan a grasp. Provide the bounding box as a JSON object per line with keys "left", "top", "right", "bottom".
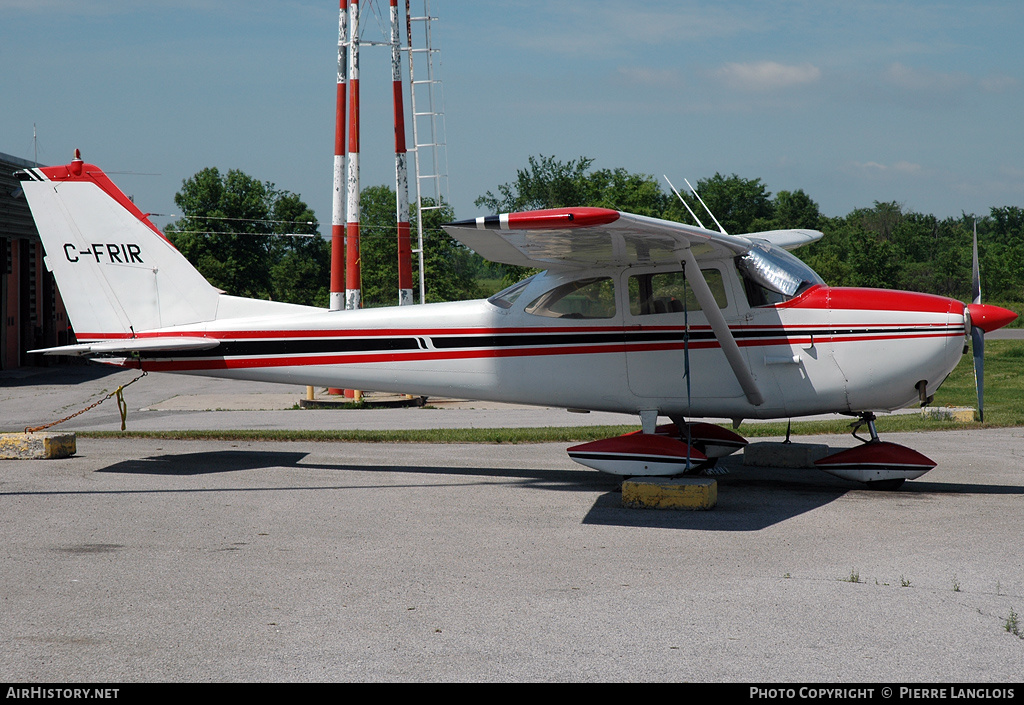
{"left": 851, "top": 412, "right": 880, "bottom": 445}
{"left": 851, "top": 412, "right": 904, "bottom": 489}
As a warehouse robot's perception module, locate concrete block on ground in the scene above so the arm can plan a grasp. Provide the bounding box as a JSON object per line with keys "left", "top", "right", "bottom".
{"left": 743, "top": 441, "right": 830, "bottom": 468}
{"left": 621, "top": 477, "right": 717, "bottom": 511}
{"left": 0, "top": 432, "right": 76, "bottom": 460}
{"left": 921, "top": 406, "right": 976, "bottom": 422}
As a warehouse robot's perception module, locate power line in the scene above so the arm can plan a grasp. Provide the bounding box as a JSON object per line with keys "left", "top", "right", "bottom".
{"left": 156, "top": 214, "right": 317, "bottom": 226}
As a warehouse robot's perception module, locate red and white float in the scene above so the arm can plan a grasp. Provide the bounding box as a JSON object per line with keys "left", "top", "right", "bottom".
{"left": 567, "top": 433, "right": 707, "bottom": 477}
{"left": 814, "top": 441, "right": 936, "bottom": 489}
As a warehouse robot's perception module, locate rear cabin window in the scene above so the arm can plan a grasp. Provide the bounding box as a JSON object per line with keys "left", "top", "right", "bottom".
{"left": 524, "top": 277, "right": 616, "bottom": 319}
{"left": 628, "top": 269, "right": 727, "bottom": 316}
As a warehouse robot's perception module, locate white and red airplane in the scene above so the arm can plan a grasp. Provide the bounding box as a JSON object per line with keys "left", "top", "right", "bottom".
{"left": 18, "top": 153, "right": 1018, "bottom": 488}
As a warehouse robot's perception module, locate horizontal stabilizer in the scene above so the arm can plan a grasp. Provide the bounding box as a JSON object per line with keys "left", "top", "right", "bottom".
{"left": 30, "top": 337, "right": 220, "bottom": 357}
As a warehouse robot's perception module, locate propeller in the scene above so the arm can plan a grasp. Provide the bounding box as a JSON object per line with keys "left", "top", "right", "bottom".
{"left": 971, "top": 221, "right": 985, "bottom": 421}
{"left": 965, "top": 220, "right": 1019, "bottom": 422}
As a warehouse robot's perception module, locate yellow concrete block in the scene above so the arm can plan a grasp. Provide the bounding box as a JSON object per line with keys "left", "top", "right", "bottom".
{"left": 621, "top": 477, "right": 717, "bottom": 511}
{"left": 0, "top": 432, "right": 77, "bottom": 460}
{"left": 921, "top": 406, "right": 977, "bottom": 422}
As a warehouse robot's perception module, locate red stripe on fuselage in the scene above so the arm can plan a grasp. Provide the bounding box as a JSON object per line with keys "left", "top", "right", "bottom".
{"left": 128, "top": 343, "right": 632, "bottom": 372}
{"left": 122, "top": 327, "right": 965, "bottom": 373}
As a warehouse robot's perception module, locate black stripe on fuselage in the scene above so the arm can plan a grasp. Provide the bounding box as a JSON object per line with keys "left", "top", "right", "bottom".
{"left": 134, "top": 324, "right": 963, "bottom": 360}
{"left": 139, "top": 336, "right": 420, "bottom": 359}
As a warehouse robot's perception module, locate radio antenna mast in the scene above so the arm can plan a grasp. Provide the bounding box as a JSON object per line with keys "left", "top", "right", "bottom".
{"left": 664, "top": 175, "right": 705, "bottom": 230}
{"left": 685, "top": 178, "right": 727, "bottom": 234}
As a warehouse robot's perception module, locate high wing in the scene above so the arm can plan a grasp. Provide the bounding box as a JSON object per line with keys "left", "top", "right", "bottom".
{"left": 442, "top": 207, "right": 821, "bottom": 271}
{"left": 443, "top": 207, "right": 823, "bottom": 408}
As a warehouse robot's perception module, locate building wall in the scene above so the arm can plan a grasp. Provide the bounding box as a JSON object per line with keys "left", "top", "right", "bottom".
{"left": 0, "top": 152, "right": 70, "bottom": 369}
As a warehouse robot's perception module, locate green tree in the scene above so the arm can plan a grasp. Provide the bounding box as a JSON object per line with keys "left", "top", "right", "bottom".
{"left": 474, "top": 155, "right": 673, "bottom": 285}
{"left": 476, "top": 154, "right": 671, "bottom": 217}
{"left": 983, "top": 207, "right": 1024, "bottom": 302}
{"left": 419, "top": 197, "right": 484, "bottom": 303}
{"left": 475, "top": 155, "right": 597, "bottom": 213}
{"left": 585, "top": 166, "right": 671, "bottom": 217}
{"left": 772, "top": 189, "right": 821, "bottom": 230}
{"left": 675, "top": 173, "right": 774, "bottom": 234}
{"left": 858, "top": 201, "right": 903, "bottom": 241}
{"left": 165, "top": 167, "right": 327, "bottom": 305}
{"left": 355, "top": 184, "right": 405, "bottom": 306}
{"left": 356, "top": 184, "right": 483, "bottom": 306}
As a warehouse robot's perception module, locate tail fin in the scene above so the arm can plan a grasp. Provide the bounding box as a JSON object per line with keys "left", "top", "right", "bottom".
{"left": 19, "top": 153, "right": 221, "bottom": 341}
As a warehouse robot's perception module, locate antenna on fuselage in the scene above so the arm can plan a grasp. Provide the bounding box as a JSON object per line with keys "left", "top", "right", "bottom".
{"left": 664, "top": 175, "right": 706, "bottom": 230}
{"left": 684, "top": 178, "right": 727, "bottom": 235}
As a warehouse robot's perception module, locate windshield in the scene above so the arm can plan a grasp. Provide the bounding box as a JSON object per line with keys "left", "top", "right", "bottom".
{"left": 737, "top": 243, "right": 825, "bottom": 305}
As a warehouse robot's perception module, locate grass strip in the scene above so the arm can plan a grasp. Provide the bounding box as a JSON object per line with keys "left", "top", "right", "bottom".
{"left": 78, "top": 426, "right": 640, "bottom": 444}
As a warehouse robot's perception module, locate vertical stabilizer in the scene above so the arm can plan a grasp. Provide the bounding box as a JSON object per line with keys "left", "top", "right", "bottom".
{"left": 19, "top": 155, "right": 221, "bottom": 340}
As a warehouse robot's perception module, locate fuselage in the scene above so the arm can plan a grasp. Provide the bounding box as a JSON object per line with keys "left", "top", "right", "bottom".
{"left": 114, "top": 258, "right": 969, "bottom": 423}
{"left": 20, "top": 158, "right": 1000, "bottom": 435}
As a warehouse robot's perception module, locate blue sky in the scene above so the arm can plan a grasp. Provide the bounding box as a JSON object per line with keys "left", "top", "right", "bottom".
{"left": 3, "top": 0, "right": 1023, "bottom": 236}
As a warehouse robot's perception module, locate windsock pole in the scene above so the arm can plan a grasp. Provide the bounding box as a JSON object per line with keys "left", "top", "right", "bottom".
{"left": 391, "top": 0, "right": 413, "bottom": 306}
{"left": 329, "top": 0, "right": 347, "bottom": 312}
{"left": 345, "top": 0, "right": 362, "bottom": 312}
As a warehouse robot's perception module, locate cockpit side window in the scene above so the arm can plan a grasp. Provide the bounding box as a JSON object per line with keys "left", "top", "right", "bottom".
{"left": 628, "top": 268, "right": 727, "bottom": 316}
{"left": 524, "top": 277, "right": 616, "bottom": 319}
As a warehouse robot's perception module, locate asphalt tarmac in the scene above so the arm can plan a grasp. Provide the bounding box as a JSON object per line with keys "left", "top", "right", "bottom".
{"left": 1, "top": 364, "right": 1022, "bottom": 683}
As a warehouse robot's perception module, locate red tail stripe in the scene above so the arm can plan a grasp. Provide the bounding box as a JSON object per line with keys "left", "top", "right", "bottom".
{"left": 37, "top": 161, "right": 170, "bottom": 243}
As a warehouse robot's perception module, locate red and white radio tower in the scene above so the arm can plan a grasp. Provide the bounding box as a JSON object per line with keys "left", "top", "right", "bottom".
{"left": 329, "top": 1, "right": 347, "bottom": 312}
{"left": 392, "top": 0, "right": 413, "bottom": 306}
{"left": 330, "top": 0, "right": 415, "bottom": 311}
{"left": 344, "top": 0, "right": 362, "bottom": 311}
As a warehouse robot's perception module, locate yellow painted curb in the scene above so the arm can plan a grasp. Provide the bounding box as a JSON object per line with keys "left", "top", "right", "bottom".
{"left": 622, "top": 477, "right": 717, "bottom": 511}
{"left": 0, "top": 432, "right": 77, "bottom": 460}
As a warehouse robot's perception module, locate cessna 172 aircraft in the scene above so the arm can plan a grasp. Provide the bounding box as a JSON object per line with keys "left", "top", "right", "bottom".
{"left": 17, "top": 153, "right": 1018, "bottom": 489}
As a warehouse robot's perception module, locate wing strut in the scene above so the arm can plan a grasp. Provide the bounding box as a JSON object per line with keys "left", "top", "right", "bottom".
{"left": 681, "top": 248, "right": 764, "bottom": 406}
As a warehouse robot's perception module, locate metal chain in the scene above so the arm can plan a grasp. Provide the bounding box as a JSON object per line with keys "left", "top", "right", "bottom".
{"left": 25, "top": 370, "right": 148, "bottom": 434}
